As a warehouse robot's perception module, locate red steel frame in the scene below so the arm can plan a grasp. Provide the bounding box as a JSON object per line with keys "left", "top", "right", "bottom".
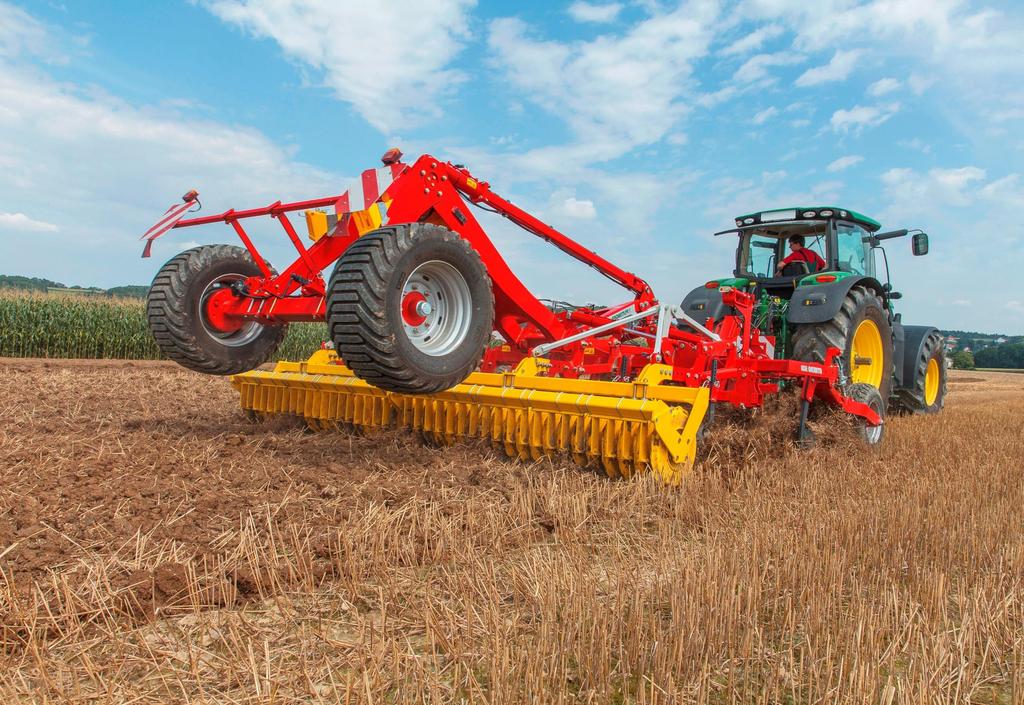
{"left": 141, "top": 152, "right": 881, "bottom": 427}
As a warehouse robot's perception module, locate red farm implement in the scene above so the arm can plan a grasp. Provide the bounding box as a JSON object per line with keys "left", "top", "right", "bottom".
{"left": 141, "top": 149, "right": 884, "bottom": 483}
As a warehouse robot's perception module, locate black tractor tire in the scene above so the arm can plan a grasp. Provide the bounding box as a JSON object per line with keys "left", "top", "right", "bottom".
{"left": 147, "top": 245, "right": 286, "bottom": 375}
{"left": 791, "top": 284, "right": 894, "bottom": 402}
{"left": 892, "top": 330, "right": 947, "bottom": 414}
{"left": 327, "top": 223, "right": 494, "bottom": 394}
{"left": 848, "top": 382, "right": 886, "bottom": 446}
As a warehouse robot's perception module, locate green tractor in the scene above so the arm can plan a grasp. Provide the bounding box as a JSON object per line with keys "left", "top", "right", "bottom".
{"left": 681, "top": 207, "right": 946, "bottom": 414}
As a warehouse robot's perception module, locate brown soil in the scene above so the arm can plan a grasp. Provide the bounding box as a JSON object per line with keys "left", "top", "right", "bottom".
{"left": 0, "top": 359, "right": 547, "bottom": 615}
{"left": 1, "top": 361, "right": 1021, "bottom": 702}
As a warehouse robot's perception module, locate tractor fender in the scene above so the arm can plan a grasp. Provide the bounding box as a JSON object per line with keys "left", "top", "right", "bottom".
{"left": 679, "top": 285, "right": 729, "bottom": 326}
{"left": 786, "top": 275, "right": 886, "bottom": 325}
{"left": 896, "top": 324, "right": 941, "bottom": 391}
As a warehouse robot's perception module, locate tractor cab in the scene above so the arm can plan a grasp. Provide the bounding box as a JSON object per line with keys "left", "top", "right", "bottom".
{"left": 723, "top": 207, "right": 883, "bottom": 297}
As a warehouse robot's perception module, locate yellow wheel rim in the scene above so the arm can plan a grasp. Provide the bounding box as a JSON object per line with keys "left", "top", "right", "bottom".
{"left": 850, "top": 319, "right": 884, "bottom": 388}
{"left": 924, "top": 357, "right": 940, "bottom": 406}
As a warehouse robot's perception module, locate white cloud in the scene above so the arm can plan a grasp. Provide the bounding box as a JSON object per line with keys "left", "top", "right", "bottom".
{"left": 487, "top": 2, "right": 718, "bottom": 161}
{"left": 881, "top": 166, "right": 987, "bottom": 213}
{"left": 897, "top": 137, "right": 932, "bottom": 154}
{"left": 0, "top": 58, "right": 346, "bottom": 285}
{"left": 720, "top": 23, "right": 784, "bottom": 56}
{"left": 795, "top": 49, "right": 863, "bottom": 87}
{"left": 907, "top": 73, "right": 935, "bottom": 96}
{"left": 867, "top": 77, "right": 901, "bottom": 96}
{"left": 979, "top": 174, "right": 1024, "bottom": 209}
{"left": 567, "top": 1, "right": 623, "bottom": 23}
{"left": 696, "top": 84, "right": 738, "bottom": 109}
{"left": 0, "top": 1, "right": 60, "bottom": 62}
{"left": 0, "top": 212, "right": 58, "bottom": 232}
{"left": 827, "top": 155, "right": 863, "bottom": 172}
{"left": 732, "top": 51, "right": 804, "bottom": 84}
{"left": 739, "top": 0, "right": 1024, "bottom": 126}
{"left": 202, "top": 0, "right": 475, "bottom": 132}
{"left": 703, "top": 170, "right": 843, "bottom": 222}
{"left": 830, "top": 103, "right": 901, "bottom": 134}
{"left": 554, "top": 196, "right": 597, "bottom": 219}
{"left": 751, "top": 106, "right": 777, "bottom": 125}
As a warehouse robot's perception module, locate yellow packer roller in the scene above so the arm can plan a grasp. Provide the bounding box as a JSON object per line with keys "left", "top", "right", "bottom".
{"left": 234, "top": 350, "right": 710, "bottom": 484}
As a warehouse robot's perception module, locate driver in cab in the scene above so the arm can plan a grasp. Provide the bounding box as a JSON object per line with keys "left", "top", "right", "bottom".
{"left": 775, "top": 235, "right": 825, "bottom": 276}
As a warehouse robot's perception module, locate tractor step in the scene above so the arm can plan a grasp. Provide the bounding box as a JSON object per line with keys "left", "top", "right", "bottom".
{"left": 233, "top": 350, "right": 709, "bottom": 484}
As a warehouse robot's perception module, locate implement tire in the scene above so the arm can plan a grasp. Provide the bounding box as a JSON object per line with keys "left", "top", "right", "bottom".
{"left": 848, "top": 382, "right": 885, "bottom": 446}
{"left": 893, "top": 330, "right": 947, "bottom": 414}
{"left": 147, "top": 245, "right": 286, "bottom": 375}
{"left": 327, "top": 223, "right": 494, "bottom": 394}
{"left": 791, "top": 284, "right": 894, "bottom": 402}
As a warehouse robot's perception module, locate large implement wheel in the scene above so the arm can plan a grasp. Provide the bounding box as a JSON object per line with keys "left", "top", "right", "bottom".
{"left": 894, "top": 330, "right": 947, "bottom": 414}
{"left": 791, "top": 284, "right": 894, "bottom": 401}
{"left": 327, "top": 223, "right": 494, "bottom": 394}
{"left": 147, "top": 245, "right": 287, "bottom": 375}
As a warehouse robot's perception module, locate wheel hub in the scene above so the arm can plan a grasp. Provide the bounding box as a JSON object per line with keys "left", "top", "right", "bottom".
{"left": 400, "top": 260, "right": 473, "bottom": 356}
{"left": 401, "top": 291, "right": 430, "bottom": 326}
{"left": 200, "top": 274, "right": 262, "bottom": 346}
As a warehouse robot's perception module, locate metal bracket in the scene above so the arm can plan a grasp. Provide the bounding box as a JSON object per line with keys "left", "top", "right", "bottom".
{"left": 532, "top": 306, "right": 659, "bottom": 357}
{"left": 532, "top": 302, "right": 722, "bottom": 358}
{"left": 669, "top": 305, "right": 720, "bottom": 342}
{"left": 653, "top": 304, "right": 672, "bottom": 361}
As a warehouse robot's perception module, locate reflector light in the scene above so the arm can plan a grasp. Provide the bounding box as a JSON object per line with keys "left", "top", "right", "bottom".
{"left": 705, "top": 280, "right": 720, "bottom": 289}
{"left": 815, "top": 274, "right": 837, "bottom": 283}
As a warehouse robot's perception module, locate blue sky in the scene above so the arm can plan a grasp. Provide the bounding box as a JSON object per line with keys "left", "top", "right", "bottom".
{"left": 1, "top": 0, "right": 1022, "bottom": 332}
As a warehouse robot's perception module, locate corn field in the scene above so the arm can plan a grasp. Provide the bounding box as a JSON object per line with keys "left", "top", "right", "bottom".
{"left": 0, "top": 290, "right": 327, "bottom": 361}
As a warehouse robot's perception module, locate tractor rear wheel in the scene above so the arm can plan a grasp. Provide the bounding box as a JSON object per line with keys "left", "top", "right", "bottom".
{"left": 791, "top": 284, "right": 894, "bottom": 401}
{"left": 147, "top": 245, "right": 287, "bottom": 375}
{"left": 893, "top": 330, "right": 947, "bottom": 414}
{"left": 327, "top": 223, "right": 494, "bottom": 394}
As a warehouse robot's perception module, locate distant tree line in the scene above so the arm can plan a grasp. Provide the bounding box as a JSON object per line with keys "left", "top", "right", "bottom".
{"left": 941, "top": 329, "right": 1024, "bottom": 353}
{"left": 0, "top": 275, "right": 148, "bottom": 299}
{"left": 974, "top": 342, "right": 1024, "bottom": 370}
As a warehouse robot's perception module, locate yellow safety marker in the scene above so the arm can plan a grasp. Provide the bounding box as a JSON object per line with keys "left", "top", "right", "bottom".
{"left": 233, "top": 351, "right": 709, "bottom": 484}
{"left": 303, "top": 209, "right": 330, "bottom": 242}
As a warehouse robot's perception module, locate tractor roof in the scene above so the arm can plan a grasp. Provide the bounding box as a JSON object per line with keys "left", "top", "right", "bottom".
{"left": 734, "top": 207, "right": 882, "bottom": 232}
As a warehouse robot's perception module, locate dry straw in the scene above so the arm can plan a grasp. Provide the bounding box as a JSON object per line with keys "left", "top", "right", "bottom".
{"left": 0, "top": 362, "right": 1021, "bottom": 703}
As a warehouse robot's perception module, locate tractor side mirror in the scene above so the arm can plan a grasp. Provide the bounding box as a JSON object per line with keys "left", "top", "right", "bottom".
{"left": 911, "top": 232, "right": 929, "bottom": 256}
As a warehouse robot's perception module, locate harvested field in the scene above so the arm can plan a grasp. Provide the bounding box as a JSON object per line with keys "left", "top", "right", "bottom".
{"left": 0, "top": 360, "right": 1022, "bottom": 703}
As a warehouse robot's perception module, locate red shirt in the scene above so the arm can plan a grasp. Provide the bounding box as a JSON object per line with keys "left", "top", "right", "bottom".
{"left": 780, "top": 247, "right": 825, "bottom": 272}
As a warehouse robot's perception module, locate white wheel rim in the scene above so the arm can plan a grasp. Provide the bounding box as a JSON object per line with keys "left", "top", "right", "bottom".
{"left": 400, "top": 260, "right": 473, "bottom": 357}
{"left": 199, "top": 273, "right": 263, "bottom": 347}
{"left": 863, "top": 396, "right": 884, "bottom": 444}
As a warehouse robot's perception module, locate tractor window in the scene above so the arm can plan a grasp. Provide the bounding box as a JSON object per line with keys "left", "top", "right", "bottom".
{"left": 802, "top": 234, "right": 827, "bottom": 266}
{"left": 836, "top": 223, "right": 871, "bottom": 275}
{"left": 746, "top": 234, "right": 780, "bottom": 278}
